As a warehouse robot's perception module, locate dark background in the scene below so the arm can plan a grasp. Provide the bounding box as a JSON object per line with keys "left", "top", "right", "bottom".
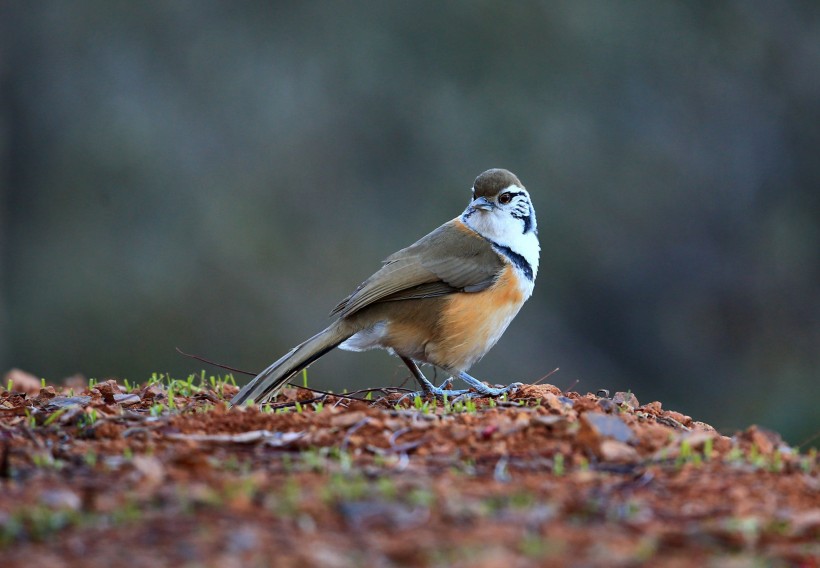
{"left": 1, "top": 2, "right": 818, "bottom": 444}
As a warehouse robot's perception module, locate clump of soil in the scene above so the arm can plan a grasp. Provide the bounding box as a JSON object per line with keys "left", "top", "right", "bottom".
{"left": 1, "top": 375, "right": 818, "bottom": 567}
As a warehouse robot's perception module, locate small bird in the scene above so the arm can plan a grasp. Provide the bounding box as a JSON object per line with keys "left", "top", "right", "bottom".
{"left": 232, "top": 168, "right": 539, "bottom": 405}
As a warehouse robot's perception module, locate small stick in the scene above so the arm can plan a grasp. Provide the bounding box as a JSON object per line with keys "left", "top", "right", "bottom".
{"left": 532, "top": 367, "right": 560, "bottom": 386}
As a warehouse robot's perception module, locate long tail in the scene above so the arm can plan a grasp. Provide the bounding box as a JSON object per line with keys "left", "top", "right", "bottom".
{"left": 231, "top": 320, "right": 356, "bottom": 406}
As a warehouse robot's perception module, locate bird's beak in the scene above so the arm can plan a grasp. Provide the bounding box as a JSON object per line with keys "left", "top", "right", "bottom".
{"left": 470, "top": 196, "right": 495, "bottom": 211}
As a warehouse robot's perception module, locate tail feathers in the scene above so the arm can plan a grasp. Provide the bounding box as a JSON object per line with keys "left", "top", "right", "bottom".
{"left": 231, "top": 322, "right": 356, "bottom": 406}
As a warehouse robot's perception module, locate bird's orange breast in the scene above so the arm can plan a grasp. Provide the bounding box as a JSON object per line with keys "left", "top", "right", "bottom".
{"left": 425, "top": 264, "right": 527, "bottom": 372}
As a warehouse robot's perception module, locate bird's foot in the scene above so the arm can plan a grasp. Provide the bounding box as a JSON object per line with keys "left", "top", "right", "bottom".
{"left": 397, "top": 376, "right": 523, "bottom": 405}
{"left": 456, "top": 372, "right": 523, "bottom": 398}
{"left": 394, "top": 357, "right": 522, "bottom": 405}
{"left": 396, "top": 376, "right": 470, "bottom": 404}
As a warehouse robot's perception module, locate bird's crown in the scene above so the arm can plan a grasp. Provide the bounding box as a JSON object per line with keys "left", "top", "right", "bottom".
{"left": 472, "top": 168, "right": 524, "bottom": 198}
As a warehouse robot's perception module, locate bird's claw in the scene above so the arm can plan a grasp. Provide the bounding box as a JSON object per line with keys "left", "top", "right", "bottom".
{"left": 397, "top": 380, "right": 523, "bottom": 405}
{"left": 450, "top": 381, "right": 523, "bottom": 403}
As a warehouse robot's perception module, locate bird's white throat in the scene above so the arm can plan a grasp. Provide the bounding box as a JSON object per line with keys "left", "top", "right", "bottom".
{"left": 462, "top": 202, "right": 540, "bottom": 281}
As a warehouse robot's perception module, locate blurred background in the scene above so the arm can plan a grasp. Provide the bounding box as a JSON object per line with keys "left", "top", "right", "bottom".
{"left": 1, "top": 1, "right": 817, "bottom": 444}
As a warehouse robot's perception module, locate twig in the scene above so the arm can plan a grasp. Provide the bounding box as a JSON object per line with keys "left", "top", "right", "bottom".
{"left": 175, "top": 347, "right": 256, "bottom": 376}
{"left": 564, "top": 378, "right": 580, "bottom": 392}
{"left": 532, "top": 367, "right": 560, "bottom": 386}
{"left": 797, "top": 430, "right": 820, "bottom": 450}
{"left": 259, "top": 395, "right": 329, "bottom": 411}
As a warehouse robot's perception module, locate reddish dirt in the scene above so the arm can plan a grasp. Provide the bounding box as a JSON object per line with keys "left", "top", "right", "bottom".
{"left": 1, "top": 377, "right": 818, "bottom": 567}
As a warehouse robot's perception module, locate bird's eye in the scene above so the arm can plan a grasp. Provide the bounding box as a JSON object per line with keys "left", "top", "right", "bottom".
{"left": 498, "top": 192, "right": 512, "bottom": 205}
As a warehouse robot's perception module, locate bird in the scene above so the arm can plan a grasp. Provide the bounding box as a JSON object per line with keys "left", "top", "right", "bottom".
{"left": 231, "top": 168, "right": 540, "bottom": 405}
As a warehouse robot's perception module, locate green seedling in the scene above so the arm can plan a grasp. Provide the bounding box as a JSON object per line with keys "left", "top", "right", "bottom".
{"left": 703, "top": 437, "right": 713, "bottom": 461}
{"left": 376, "top": 477, "right": 398, "bottom": 500}
{"left": 452, "top": 398, "right": 478, "bottom": 413}
{"left": 42, "top": 408, "right": 69, "bottom": 427}
{"left": 553, "top": 453, "right": 565, "bottom": 476}
{"left": 675, "top": 439, "right": 703, "bottom": 469}
{"left": 81, "top": 408, "right": 100, "bottom": 427}
{"left": 770, "top": 449, "right": 784, "bottom": 473}
{"left": 84, "top": 450, "right": 97, "bottom": 468}
{"left": 31, "top": 452, "right": 64, "bottom": 470}
{"left": 24, "top": 408, "right": 37, "bottom": 429}
{"left": 520, "top": 534, "right": 563, "bottom": 560}
{"left": 408, "top": 487, "right": 435, "bottom": 508}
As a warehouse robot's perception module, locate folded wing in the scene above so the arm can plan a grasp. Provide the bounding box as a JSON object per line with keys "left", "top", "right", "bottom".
{"left": 331, "top": 220, "right": 504, "bottom": 318}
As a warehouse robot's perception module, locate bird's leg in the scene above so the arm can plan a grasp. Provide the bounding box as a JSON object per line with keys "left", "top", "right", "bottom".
{"left": 398, "top": 357, "right": 469, "bottom": 400}
{"left": 456, "top": 371, "right": 523, "bottom": 398}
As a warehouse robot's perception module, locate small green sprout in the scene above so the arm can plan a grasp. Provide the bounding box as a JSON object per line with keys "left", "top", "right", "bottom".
{"left": 42, "top": 408, "right": 69, "bottom": 427}
{"left": 553, "top": 453, "right": 565, "bottom": 476}
{"left": 84, "top": 450, "right": 97, "bottom": 468}
{"left": 703, "top": 437, "right": 713, "bottom": 461}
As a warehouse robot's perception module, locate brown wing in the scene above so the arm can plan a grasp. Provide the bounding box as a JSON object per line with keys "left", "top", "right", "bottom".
{"left": 330, "top": 219, "right": 504, "bottom": 318}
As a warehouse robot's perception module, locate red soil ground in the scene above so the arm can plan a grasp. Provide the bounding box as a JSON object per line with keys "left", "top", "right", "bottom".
{"left": 1, "top": 375, "right": 818, "bottom": 567}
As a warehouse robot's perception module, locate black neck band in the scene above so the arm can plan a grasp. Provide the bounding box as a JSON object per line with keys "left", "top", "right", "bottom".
{"left": 491, "top": 243, "right": 534, "bottom": 281}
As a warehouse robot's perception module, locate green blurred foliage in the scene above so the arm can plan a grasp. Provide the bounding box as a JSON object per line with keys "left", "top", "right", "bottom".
{"left": 1, "top": 1, "right": 818, "bottom": 443}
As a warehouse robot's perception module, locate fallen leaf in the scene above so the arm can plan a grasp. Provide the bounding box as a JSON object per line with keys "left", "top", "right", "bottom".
{"left": 45, "top": 396, "right": 93, "bottom": 411}
{"left": 164, "top": 429, "right": 305, "bottom": 446}
{"left": 580, "top": 412, "right": 636, "bottom": 444}
{"left": 114, "top": 393, "right": 141, "bottom": 406}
